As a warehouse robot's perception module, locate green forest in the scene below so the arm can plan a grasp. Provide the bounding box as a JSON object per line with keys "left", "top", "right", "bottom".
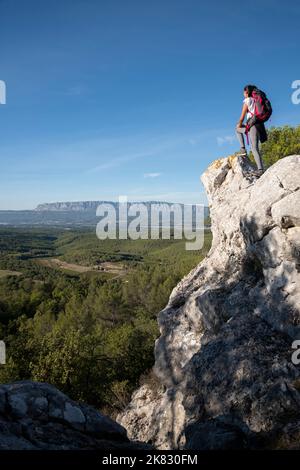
{"left": 0, "top": 227, "right": 212, "bottom": 417}
{"left": 258, "top": 124, "right": 300, "bottom": 167}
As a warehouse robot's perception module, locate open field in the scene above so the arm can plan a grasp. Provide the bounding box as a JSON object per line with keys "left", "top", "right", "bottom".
{"left": 38, "top": 257, "right": 125, "bottom": 273}
{"left": 37, "top": 258, "right": 127, "bottom": 280}
{"left": 0, "top": 227, "right": 212, "bottom": 282}
{"left": 0, "top": 269, "right": 22, "bottom": 278}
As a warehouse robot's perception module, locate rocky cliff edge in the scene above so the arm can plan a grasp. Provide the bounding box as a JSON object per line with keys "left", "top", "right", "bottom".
{"left": 117, "top": 154, "right": 300, "bottom": 450}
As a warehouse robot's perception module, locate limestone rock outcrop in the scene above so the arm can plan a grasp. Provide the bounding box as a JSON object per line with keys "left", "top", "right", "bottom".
{"left": 0, "top": 381, "right": 149, "bottom": 450}
{"left": 117, "top": 154, "right": 300, "bottom": 450}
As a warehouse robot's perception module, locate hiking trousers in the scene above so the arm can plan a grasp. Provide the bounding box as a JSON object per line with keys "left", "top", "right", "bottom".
{"left": 236, "top": 125, "right": 264, "bottom": 170}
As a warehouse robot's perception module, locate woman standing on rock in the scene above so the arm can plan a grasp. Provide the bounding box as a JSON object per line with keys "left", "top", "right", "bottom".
{"left": 236, "top": 84, "right": 271, "bottom": 176}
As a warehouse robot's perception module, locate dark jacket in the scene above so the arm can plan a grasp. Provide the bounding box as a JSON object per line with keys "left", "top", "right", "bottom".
{"left": 255, "top": 122, "right": 268, "bottom": 143}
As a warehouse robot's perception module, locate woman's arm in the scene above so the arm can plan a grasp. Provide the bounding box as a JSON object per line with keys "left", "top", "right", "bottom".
{"left": 236, "top": 103, "right": 248, "bottom": 127}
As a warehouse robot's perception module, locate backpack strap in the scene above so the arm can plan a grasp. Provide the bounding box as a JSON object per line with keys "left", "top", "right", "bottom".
{"left": 245, "top": 124, "right": 250, "bottom": 145}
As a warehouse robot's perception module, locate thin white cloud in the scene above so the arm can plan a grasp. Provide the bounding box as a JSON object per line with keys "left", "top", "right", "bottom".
{"left": 187, "top": 138, "right": 197, "bottom": 145}
{"left": 1, "top": 128, "right": 227, "bottom": 178}
{"left": 217, "top": 135, "right": 237, "bottom": 146}
{"left": 86, "top": 128, "right": 225, "bottom": 174}
{"left": 86, "top": 135, "right": 186, "bottom": 173}
{"left": 88, "top": 150, "right": 157, "bottom": 172}
{"left": 143, "top": 172, "right": 161, "bottom": 178}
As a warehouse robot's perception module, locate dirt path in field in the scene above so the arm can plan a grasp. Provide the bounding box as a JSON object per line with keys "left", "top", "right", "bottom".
{"left": 0, "top": 269, "right": 22, "bottom": 278}
{"left": 38, "top": 258, "right": 126, "bottom": 275}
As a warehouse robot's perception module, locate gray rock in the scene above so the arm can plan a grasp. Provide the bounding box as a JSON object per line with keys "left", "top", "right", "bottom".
{"left": 184, "top": 417, "right": 251, "bottom": 450}
{"left": 33, "top": 397, "right": 48, "bottom": 411}
{"left": 0, "top": 388, "right": 6, "bottom": 414}
{"left": 8, "top": 394, "right": 28, "bottom": 418}
{"left": 118, "top": 154, "right": 300, "bottom": 449}
{"left": 0, "top": 381, "right": 149, "bottom": 450}
{"left": 63, "top": 402, "right": 86, "bottom": 427}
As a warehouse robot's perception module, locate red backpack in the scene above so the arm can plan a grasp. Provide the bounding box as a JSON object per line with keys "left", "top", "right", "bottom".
{"left": 250, "top": 88, "right": 272, "bottom": 123}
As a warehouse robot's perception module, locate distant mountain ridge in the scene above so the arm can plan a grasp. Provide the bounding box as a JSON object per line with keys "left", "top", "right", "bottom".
{"left": 0, "top": 201, "right": 210, "bottom": 228}
{"left": 35, "top": 200, "right": 209, "bottom": 215}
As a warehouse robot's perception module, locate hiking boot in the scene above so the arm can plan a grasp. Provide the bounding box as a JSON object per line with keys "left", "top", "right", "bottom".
{"left": 248, "top": 168, "right": 264, "bottom": 178}
{"left": 236, "top": 148, "right": 247, "bottom": 157}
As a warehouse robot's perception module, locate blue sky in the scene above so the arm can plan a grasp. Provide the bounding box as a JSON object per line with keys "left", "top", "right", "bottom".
{"left": 0, "top": 0, "right": 299, "bottom": 209}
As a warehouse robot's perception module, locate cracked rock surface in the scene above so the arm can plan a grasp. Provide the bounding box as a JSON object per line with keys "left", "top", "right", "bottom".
{"left": 117, "top": 154, "right": 300, "bottom": 450}
{"left": 0, "top": 381, "right": 150, "bottom": 449}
